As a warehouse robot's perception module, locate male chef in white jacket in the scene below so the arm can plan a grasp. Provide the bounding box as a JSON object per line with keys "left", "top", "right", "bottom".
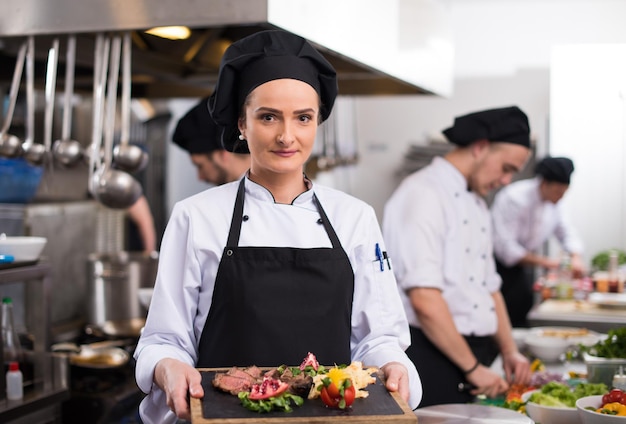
{"left": 383, "top": 106, "right": 532, "bottom": 407}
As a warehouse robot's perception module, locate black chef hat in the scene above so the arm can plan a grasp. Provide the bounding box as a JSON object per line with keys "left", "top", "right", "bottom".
{"left": 535, "top": 156, "right": 575, "bottom": 184}
{"left": 442, "top": 106, "right": 531, "bottom": 148}
{"left": 172, "top": 97, "right": 222, "bottom": 155}
{"left": 208, "top": 30, "right": 338, "bottom": 153}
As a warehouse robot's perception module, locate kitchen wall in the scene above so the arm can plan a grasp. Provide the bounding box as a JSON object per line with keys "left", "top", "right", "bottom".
{"left": 165, "top": 0, "right": 626, "bottom": 265}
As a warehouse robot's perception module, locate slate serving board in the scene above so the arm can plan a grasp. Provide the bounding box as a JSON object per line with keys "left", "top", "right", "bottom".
{"left": 191, "top": 368, "right": 417, "bottom": 423}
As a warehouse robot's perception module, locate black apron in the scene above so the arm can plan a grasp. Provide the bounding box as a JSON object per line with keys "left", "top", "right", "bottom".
{"left": 197, "top": 179, "right": 354, "bottom": 368}
{"left": 408, "top": 327, "right": 499, "bottom": 407}
{"left": 496, "top": 259, "right": 535, "bottom": 328}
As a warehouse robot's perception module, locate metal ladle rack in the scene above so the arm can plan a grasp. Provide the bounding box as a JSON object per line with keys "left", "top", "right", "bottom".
{"left": 0, "top": 261, "right": 69, "bottom": 423}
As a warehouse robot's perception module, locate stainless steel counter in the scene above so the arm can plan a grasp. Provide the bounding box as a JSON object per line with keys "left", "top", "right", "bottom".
{"left": 528, "top": 299, "right": 626, "bottom": 333}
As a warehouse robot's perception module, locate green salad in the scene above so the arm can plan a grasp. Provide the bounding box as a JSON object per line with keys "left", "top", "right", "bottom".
{"left": 529, "top": 382, "right": 608, "bottom": 408}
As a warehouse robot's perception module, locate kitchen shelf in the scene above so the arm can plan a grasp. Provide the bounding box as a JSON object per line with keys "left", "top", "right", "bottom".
{"left": 0, "top": 261, "right": 69, "bottom": 423}
{"left": 0, "top": 261, "right": 53, "bottom": 352}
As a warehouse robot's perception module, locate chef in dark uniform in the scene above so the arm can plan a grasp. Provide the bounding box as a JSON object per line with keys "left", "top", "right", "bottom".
{"left": 134, "top": 30, "right": 422, "bottom": 423}
{"left": 383, "top": 106, "right": 533, "bottom": 407}
{"left": 172, "top": 96, "right": 250, "bottom": 185}
{"left": 492, "top": 156, "right": 584, "bottom": 327}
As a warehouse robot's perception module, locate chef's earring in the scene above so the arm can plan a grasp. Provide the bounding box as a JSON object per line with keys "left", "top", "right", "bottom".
{"left": 238, "top": 134, "right": 245, "bottom": 141}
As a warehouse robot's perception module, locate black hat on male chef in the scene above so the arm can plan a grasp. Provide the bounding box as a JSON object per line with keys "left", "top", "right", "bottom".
{"left": 443, "top": 106, "right": 531, "bottom": 148}
{"left": 172, "top": 96, "right": 222, "bottom": 155}
{"left": 535, "top": 156, "right": 575, "bottom": 185}
{"left": 208, "top": 30, "right": 338, "bottom": 153}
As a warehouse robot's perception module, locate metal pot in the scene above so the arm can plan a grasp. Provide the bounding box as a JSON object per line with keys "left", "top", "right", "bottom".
{"left": 86, "top": 251, "right": 158, "bottom": 328}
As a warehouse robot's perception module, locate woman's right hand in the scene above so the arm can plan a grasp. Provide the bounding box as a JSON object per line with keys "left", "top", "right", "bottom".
{"left": 154, "top": 358, "right": 204, "bottom": 420}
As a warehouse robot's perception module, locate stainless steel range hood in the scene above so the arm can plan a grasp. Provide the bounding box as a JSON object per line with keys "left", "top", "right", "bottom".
{"left": 0, "top": 0, "right": 453, "bottom": 98}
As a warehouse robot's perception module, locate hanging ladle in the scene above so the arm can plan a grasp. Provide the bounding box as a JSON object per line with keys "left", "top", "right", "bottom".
{"left": 112, "top": 32, "right": 148, "bottom": 173}
{"left": 0, "top": 41, "right": 27, "bottom": 158}
{"left": 91, "top": 35, "right": 142, "bottom": 209}
{"left": 22, "top": 36, "right": 46, "bottom": 165}
{"left": 52, "top": 35, "right": 83, "bottom": 167}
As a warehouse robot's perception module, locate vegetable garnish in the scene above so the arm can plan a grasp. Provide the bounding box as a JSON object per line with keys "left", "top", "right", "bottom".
{"left": 318, "top": 368, "right": 356, "bottom": 409}
{"left": 238, "top": 391, "right": 304, "bottom": 413}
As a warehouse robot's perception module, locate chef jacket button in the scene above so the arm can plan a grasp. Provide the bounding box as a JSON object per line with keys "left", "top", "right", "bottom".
{"left": 455, "top": 192, "right": 460, "bottom": 197}
{"left": 469, "top": 276, "right": 474, "bottom": 282}
{"left": 463, "top": 219, "right": 468, "bottom": 225}
{"left": 481, "top": 227, "right": 486, "bottom": 232}
{"left": 482, "top": 281, "right": 486, "bottom": 286}
{"left": 317, "top": 218, "right": 323, "bottom": 224}
{"left": 490, "top": 307, "right": 495, "bottom": 312}
{"left": 242, "top": 215, "right": 249, "bottom": 221}
{"left": 466, "top": 247, "right": 470, "bottom": 253}
{"left": 473, "top": 304, "right": 478, "bottom": 309}
{"left": 226, "top": 249, "right": 234, "bottom": 256}
{"left": 481, "top": 254, "right": 486, "bottom": 259}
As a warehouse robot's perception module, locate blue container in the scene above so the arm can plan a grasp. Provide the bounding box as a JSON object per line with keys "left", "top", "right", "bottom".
{"left": 0, "top": 158, "right": 44, "bottom": 203}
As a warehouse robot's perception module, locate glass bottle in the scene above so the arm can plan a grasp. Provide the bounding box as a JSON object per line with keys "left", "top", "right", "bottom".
{"left": 1, "top": 297, "right": 23, "bottom": 373}
{"left": 556, "top": 252, "right": 573, "bottom": 299}
{"left": 608, "top": 250, "right": 621, "bottom": 293}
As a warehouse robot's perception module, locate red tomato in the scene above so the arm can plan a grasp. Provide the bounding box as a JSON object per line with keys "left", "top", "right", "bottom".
{"left": 320, "top": 387, "right": 340, "bottom": 408}
{"left": 249, "top": 376, "right": 289, "bottom": 400}
{"left": 343, "top": 383, "right": 356, "bottom": 407}
{"left": 320, "top": 379, "right": 356, "bottom": 409}
{"left": 608, "top": 389, "right": 624, "bottom": 404}
{"left": 619, "top": 392, "right": 626, "bottom": 406}
{"left": 326, "top": 382, "right": 341, "bottom": 399}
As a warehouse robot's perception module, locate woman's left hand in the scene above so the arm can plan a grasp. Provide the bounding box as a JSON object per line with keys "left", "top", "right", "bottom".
{"left": 380, "top": 361, "right": 410, "bottom": 404}
{"left": 154, "top": 358, "right": 204, "bottom": 420}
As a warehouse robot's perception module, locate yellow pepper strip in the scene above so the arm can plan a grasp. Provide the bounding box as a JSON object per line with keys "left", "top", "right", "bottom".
{"left": 597, "top": 402, "right": 626, "bottom": 416}
{"left": 530, "top": 359, "right": 544, "bottom": 372}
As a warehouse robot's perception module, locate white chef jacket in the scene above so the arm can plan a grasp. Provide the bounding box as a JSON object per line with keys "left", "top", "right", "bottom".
{"left": 382, "top": 157, "right": 501, "bottom": 336}
{"left": 134, "top": 176, "right": 422, "bottom": 423}
{"left": 491, "top": 177, "right": 583, "bottom": 267}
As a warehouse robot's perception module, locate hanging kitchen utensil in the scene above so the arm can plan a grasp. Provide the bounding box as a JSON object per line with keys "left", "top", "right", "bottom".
{"left": 22, "top": 36, "right": 47, "bottom": 165}
{"left": 112, "top": 32, "right": 148, "bottom": 173}
{"left": 52, "top": 35, "right": 83, "bottom": 167}
{"left": 91, "top": 35, "right": 142, "bottom": 209}
{"left": 0, "top": 41, "right": 27, "bottom": 158}
{"left": 42, "top": 39, "right": 60, "bottom": 169}
{"left": 87, "top": 33, "right": 109, "bottom": 188}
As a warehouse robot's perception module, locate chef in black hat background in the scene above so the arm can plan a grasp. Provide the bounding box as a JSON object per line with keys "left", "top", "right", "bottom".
{"left": 382, "top": 106, "right": 533, "bottom": 407}
{"left": 172, "top": 96, "right": 250, "bottom": 185}
{"left": 134, "top": 30, "right": 421, "bottom": 423}
{"left": 492, "top": 156, "right": 584, "bottom": 328}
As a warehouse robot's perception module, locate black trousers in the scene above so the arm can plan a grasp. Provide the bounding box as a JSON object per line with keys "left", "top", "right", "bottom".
{"left": 496, "top": 260, "right": 535, "bottom": 328}
{"left": 408, "top": 326, "right": 499, "bottom": 408}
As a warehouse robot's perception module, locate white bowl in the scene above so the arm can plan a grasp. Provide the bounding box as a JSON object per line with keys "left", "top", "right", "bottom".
{"left": 0, "top": 236, "right": 47, "bottom": 262}
{"left": 138, "top": 288, "right": 153, "bottom": 310}
{"left": 525, "top": 335, "right": 571, "bottom": 362}
{"left": 525, "top": 327, "right": 603, "bottom": 362}
{"left": 522, "top": 389, "right": 582, "bottom": 424}
{"left": 577, "top": 395, "right": 626, "bottom": 423}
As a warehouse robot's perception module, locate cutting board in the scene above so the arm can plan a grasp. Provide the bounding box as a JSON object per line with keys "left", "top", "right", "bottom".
{"left": 191, "top": 368, "right": 417, "bottom": 423}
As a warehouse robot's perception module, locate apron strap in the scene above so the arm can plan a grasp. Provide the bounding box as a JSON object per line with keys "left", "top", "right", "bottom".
{"left": 226, "top": 178, "right": 246, "bottom": 247}
{"left": 313, "top": 194, "right": 341, "bottom": 249}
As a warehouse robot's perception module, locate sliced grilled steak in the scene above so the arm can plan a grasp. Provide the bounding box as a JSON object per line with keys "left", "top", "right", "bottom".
{"left": 212, "top": 366, "right": 262, "bottom": 395}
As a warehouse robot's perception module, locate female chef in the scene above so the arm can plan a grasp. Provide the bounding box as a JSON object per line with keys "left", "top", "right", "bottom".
{"left": 133, "top": 30, "right": 422, "bottom": 423}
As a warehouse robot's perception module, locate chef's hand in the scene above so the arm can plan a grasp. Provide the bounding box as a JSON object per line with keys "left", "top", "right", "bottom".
{"left": 154, "top": 357, "right": 204, "bottom": 421}
{"left": 501, "top": 350, "right": 531, "bottom": 385}
{"left": 381, "top": 361, "right": 410, "bottom": 404}
{"left": 467, "top": 365, "right": 509, "bottom": 398}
